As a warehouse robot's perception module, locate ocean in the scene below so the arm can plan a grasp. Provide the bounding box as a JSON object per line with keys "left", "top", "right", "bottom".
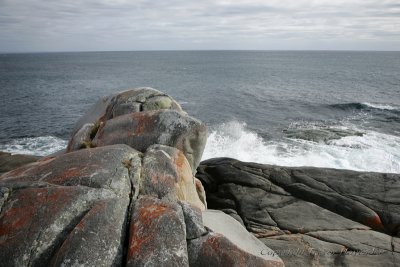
{"left": 0, "top": 51, "right": 399, "bottom": 173}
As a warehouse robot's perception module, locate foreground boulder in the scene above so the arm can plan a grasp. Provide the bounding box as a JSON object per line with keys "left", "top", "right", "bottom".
{"left": 0, "top": 145, "right": 137, "bottom": 266}
{"left": 196, "top": 158, "right": 400, "bottom": 267}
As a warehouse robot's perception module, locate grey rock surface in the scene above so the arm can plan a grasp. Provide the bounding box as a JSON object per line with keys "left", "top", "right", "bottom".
{"left": 197, "top": 157, "right": 400, "bottom": 267}
{"left": 0, "top": 151, "right": 40, "bottom": 174}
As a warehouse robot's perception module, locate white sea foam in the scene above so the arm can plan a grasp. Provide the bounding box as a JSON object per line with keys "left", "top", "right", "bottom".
{"left": 202, "top": 121, "right": 400, "bottom": 174}
{"left": 0, "top": 136, "right": 67, "bottom": 156}
{"left": 362, "top": 102, "right": 398, "bottom": 111}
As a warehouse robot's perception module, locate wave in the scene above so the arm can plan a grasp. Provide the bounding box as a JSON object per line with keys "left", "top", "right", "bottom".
{"left": 330, "top": 102, "right": 399, "bottom": 112}
{"left": 0, "top": 136, "right": 67, "bottom": 156}
{"left": 1, "top": 124, "right": 399, "bottom": 174}
{"left": 202, "top": 121, "right": 400, "bottom": 174}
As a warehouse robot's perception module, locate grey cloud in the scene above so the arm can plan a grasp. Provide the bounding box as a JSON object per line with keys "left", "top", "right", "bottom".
{"left": 0, "top": 0, "right": 399, "bottom": 52}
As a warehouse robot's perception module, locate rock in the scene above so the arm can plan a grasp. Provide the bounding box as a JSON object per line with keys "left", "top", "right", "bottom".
{"left": 1, "top": 89, "right": 289, "bottom": 267}
{"left": 187, "top": 232, "right": 283, "bottom": 267}
{"left": 67, "top": 88, "right": 206, "bottom": 174}
{"left": 197, "top": 157, "right": 400, "bottom": 266}
{"left": 0, "top": 151, "right": 40, "bottom": 174}
{"left": 141, "top": 144, "right": 206, "bottom": 210}
{"left": 127, "top": 196, "right": 188, "bottom": 267}
{"left": 202, "top": 209, "right": 284, "bottom": 266}
{"left": 70, "top": 87, "right": 182, "bottom": 137}
{"left": 93, "top": 110, "right": 207, "bottom": 174}
{"left": 0, "top": 144, "right": 139, "bottom": 267}
{"left": 66, "top": 123, "right": 95, "bottom": 151}
{"left": 104, "top": 87, "right": 183, "bottom": 120}
{"left": 180, "top": 201, "right": 207, "bottom": 240}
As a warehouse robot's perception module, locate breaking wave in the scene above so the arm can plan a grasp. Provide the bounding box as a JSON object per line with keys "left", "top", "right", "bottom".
{"left": 202, "top": 121, "right": 400, "bottom": 173}
{"left": 330, "top": 102, "right": 400, "bottom": 112}
{"left": 0, "top": 136, "right": 67, "bottom": 156}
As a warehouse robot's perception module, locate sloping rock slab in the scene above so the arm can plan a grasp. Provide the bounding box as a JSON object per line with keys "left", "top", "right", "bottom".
{"left": 196, "top": 158, "right": 400, "bottom": 267}
{"left": 187, "top": 232, "right": 283, "bottom": 267}
{"left": 0, "top": 151, "right": 40, "bottom": 174}
{"left": 0, "top": 145, "right": 140, "bottom": 266}
{"left": 203, "top": 209, "right": 284, "bottom": 266}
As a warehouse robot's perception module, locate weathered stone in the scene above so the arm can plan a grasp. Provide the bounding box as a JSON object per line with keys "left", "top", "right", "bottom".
{"left": 93, "top": 110, "right": 207, "bottom": 173}
{"left": 187, "top": 232, "right": 284, "bottom": 267}
{"left": 0, "top": 144, "right": 141, "bottom": 197}
{"left": 260, "top": 234, "right": 347, "bottom": 267}
{"left": 195, "top": 178, "right": 207, "bottom": 209}
{"left": 268, "top": 200, "right": 370, "bottom": 233}
{"left": 0, "top": 145, "right": 139, "bottom": 266}
{"left": 197, "top": 157, "right": 400, "bottom": 266}
{"left": 127, "top": 196, "right": 188, "bottom": 267}
{"left": 142, "top": 95, "right": 181, "bottom": 111}
{"left": 0, "top": 151, "right": 39, "bottom": 174}
{"left": 68, "top": 88, "right": 185, "bottom": 153}
{"left": 66, "top": 123, "right": 95, "bottom": 151}
{"left": 179, "top": 201, "right": 207, "bottom": 239}
{"left": 105, "top": 87, "right": 182, "bottom": 120}
{"left": 202, "top": 209, "right": 284, "bottom": 265}
{"left": 307, "top": 230, "right": 393, "bottom": 253}
{"left": 140, "top": 145, "right": 206, "bottom": 210}
{"left": 71, "top": 94, "right": 114, "bottom": 136}
{"left": 197, "top": 158, "right": 400, "bottom": 235}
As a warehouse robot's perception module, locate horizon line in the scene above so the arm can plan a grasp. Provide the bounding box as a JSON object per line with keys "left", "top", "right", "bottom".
{"left": 1, "top": 48, "right": 400, "bottom": 55}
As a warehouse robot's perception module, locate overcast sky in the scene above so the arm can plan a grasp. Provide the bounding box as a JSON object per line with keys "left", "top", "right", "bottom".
{"left": 1, "top": 0, "right": 399, "bottom": 52}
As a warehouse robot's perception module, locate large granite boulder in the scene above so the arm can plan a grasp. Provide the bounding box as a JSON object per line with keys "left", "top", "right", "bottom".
{"left": 196, "top": 158, "right": 400, "bottom": 267}
{"left": 67, "top": 88, "right": 207, "bottom": 174}
{"left": 0, "top": 144, "right": 138, "bottom": 267}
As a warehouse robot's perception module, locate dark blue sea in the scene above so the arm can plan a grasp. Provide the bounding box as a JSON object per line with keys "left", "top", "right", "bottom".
{"left": 1, "top": 51, "right": 399, "bottom": 173}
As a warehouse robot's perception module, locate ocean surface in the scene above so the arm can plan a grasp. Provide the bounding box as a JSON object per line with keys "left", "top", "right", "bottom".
{"left": 0, "top": 51, "right": 399, "bottom": 173}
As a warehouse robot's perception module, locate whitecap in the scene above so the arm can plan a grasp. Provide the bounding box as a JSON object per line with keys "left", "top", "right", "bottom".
{"left": 362, "top": 102, "right": 399, "bottom": 111}
{"left": 202, "top": 121, "right": 400, "bottom": 174}
{"left": 0, "top": 136, "right": 68, "bottom": 156}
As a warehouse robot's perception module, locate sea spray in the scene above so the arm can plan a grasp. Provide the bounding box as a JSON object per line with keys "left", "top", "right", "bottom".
{"left": 202, "top": 121, "right": 400, "bottom": 173}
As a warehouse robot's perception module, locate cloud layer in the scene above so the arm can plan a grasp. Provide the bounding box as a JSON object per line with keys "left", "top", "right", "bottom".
{"left": 0, "top": 0, "right": 399, "bottom": 52}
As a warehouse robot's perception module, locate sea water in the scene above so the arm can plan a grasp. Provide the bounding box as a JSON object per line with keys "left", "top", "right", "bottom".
{"left": 1, "top": 51, "right": 399, "bottom": 173}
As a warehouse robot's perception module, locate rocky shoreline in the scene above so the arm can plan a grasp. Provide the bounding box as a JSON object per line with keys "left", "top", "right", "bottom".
{"left": 0, "top": 87, "right": 398, "bottom": 266}
{"left": 0, "top": 88, "right": 283, "bottom": 267}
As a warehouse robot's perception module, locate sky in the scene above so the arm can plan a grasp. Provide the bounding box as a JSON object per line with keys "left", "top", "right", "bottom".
{"left": 0, "top": 0, "right": 399, "bottom": 52}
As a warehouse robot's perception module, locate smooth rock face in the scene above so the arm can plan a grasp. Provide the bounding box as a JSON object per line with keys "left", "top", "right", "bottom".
{"left": 196, "top": 157, "right": 400, "bottom": 267}
{"left": 0, "top": 145, "right": 138, "bottom": 267}
{"left": 0, "top": 151, "right": 40, "bottom": 174}
{"left": 127, "top": 196, "right": 188, "bottom": 267}
{"left": 141, "top": 144, "right": 206, "bottom": 210}
{"left": 203, "top": 209, "right": 284, "bottom": 265}
{"left": 187, "top": 232, "right": 283, "bottom": 267}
